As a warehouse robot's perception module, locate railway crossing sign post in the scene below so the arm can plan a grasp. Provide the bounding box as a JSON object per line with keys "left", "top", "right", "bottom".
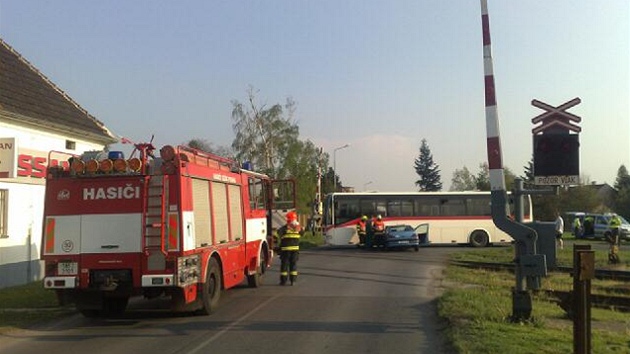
{"left": 532, "top": 97, "right": 581, "bottom": 185}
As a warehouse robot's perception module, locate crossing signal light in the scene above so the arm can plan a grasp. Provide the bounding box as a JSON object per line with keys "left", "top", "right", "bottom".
{"left": 533, "top": 134, "right": 579, "bottom": 177}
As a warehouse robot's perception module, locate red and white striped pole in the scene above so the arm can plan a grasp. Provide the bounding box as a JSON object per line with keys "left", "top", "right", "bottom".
{"left": 480, "top": 1, "right": 541, "bottom": 320}
{"left": 480, "top": 0, "right": 536, "bottom": 247}
{"left": 480, "top": 0, "right": 506, "bottom": 193}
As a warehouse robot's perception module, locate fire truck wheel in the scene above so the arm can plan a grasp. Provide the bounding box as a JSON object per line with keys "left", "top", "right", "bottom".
{"left": 198, "top": 257, "right": 221, "bottom": 315}
{"left": 247, "top": 247, "right": 267, "bottom": 288}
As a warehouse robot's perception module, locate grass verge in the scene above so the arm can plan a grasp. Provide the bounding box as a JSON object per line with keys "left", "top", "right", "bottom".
{"left": 0, "top": 281, "right": 74, "bottom": 334}
{"left": 440, "top": 243, "right": 630, "bottom": 354}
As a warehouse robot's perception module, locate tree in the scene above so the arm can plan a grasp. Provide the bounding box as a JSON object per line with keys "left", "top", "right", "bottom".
{"left": 614, "top": 165, "right": 630, "bottom": 219}
{"left": 230, "top": 87, "right": 329, "bottom": 218}
{"left": 450, "top": 166, "right": 476, "bottom": 191}
{"left": 614, "top": 165, "right": 630, "bottom": 190}
{"left": 414, "top": 139, "right": 442, "bottom": 191}
{"left": 521, "top": 156, "right": 535, "bottom": 186}
{"left": 231, "top": 86, "right": 298, "bottom": 178}
{"left": 475, "top": 163, "right": 490, "bottom": 191}
{"left": 451, "top": 163, "right": 516, "bottom": 191}
{"left": 186, "top": 138, "right": 233, "bottom": 158}
{"left": 279, "top": 139, "right": 325, "bottom": 214}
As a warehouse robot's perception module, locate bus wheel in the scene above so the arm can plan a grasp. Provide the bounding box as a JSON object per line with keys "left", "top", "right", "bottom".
{"left": 198, "top": 257, "right": 221, "bottom": 315}
{"left": 247, "top": 247, "right": 267, "bottom": 288}
{"left": 470, "top": 231, "right": 489, "bottom": 248}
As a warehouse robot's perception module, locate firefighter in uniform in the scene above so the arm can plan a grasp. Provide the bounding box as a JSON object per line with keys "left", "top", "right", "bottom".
{"left": 279, "top": 211, "right": 301, "bottom": 285}
{"left": 356, "top": 215, "right": 368, "bottom": 248}
{"left": 373, "top": 214, "right": 385, "bottom": 247}
{"left": 607, "top": 214, "right": 621, "bottom": 264}
{"left": 573, "top": 216, "right": 583, "bottom": 239}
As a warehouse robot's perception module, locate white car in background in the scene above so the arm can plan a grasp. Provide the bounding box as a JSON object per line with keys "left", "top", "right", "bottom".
{"left": 571, "top": 212, "right": 630, "bottom": 241}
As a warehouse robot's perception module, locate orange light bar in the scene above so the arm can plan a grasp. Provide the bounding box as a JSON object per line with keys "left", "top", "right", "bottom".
{"left": 128, "top": 158, "right": 142, "bottom": 172}
{"left": 85, "top": 159, "right": 99, "bottom": 173}
{"left": 71, "top": 159, "right": 85, "bottom": 174}
{"left": 113, "top": 158, "right": 128, "bottom": 172}
{"left": 100, "top": 159, "right": 113, "bottom": 173}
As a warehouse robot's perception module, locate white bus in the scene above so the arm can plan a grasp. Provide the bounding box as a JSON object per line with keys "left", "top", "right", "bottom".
{"left": 322, "top": 191, "right": 532, "bottom": 247}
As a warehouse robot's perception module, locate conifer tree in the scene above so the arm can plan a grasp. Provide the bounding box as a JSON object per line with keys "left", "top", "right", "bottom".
{"left": 414, "top": 139, "right": 442, "bottom": 191}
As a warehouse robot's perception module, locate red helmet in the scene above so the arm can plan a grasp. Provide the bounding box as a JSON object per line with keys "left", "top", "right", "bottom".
{"left": 286, "top": 211, "right": 298, "bottom": 222}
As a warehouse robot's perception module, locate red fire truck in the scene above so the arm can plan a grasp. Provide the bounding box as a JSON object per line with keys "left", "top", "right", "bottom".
{"left": 41, "top": 141, "right": 295, "bottom": 317}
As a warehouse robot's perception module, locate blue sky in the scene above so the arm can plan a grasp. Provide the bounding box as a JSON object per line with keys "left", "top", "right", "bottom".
{"left": 1, "top": 1, "right": 628, "bottom": 191}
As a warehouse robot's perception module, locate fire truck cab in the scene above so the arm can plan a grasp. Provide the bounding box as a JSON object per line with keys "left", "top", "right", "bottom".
{"left": 41, "top": 142, "right": 295, "bottom": 317}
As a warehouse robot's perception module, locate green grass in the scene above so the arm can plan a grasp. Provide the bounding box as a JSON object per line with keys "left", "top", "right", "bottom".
{"left": 0, "top": 282, "right": 74, "bottom": 334}
{"left": 441, "top": 245, "right": 630, "bottom": 354}
{"left": 299, "top": 230, "right": 325, "bottom": 249}
{"left": 450, "top": 235, "right": 630, "bottom": 269}
{"left": 0, "top": 281, "right": 59, "bottom": 309}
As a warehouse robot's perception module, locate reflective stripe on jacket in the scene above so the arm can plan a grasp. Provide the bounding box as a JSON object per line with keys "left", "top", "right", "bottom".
{"left": 280, "top": 228, "right": 301, "bottom": 251}
{"left": 610, "top": 216, "right": 621, "bottom": 229}
{"left": 356, "top": 221, "right": 366, "bottom": 235}
{"left": 373, "top": 220, "right": 385, "bottom": 232}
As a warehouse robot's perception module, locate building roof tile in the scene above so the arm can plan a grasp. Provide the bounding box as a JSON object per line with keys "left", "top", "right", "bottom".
{"left": 0, "top": 38, "right": 118, "bottom": 145}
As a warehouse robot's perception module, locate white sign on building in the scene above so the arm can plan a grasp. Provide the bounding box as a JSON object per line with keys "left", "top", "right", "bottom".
{"left": 0, "top": 137, "right": 17, "bottom": 178}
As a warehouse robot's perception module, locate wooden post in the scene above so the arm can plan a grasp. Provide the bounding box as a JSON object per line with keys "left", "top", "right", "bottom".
{"left": 573, "top": 244, "right": 593, "bottom": 354}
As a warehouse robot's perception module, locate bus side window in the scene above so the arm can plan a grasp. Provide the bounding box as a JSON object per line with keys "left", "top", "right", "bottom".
{"left": 466, "top": 197, "right": 489, "bottom": 216}
{"left": 387, "top": 200, "right": 401, "bottom": 216}
{"left": 441, "top": 198, "right": 465, "bottom": 216}
{"left": 414, "top": 198, "right": 439, "bottom": 216}
{"left": 400, "top": 200, "right": 413, "bottom": 216}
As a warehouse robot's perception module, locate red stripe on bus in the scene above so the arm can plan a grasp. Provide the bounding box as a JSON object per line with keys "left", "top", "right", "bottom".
{"left": 335, "top": 215, "right": 505, "bottom": 228}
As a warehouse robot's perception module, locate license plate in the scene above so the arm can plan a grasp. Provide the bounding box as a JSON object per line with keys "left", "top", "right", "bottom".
{"left": 399, "top": 241, "right": 409, "bottom": 244}
{"left": 58, "top": 262, "right": 78, "bottom": 275}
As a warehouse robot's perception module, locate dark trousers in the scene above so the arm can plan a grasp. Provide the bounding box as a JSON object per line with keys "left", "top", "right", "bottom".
{"left": 358, "top": 233, "right": 366, "bottom": 246}
{"left": 280, "top": 251, "right": 299, "bottom": 284}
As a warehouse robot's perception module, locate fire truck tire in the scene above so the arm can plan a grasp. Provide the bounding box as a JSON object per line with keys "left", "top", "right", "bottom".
{"left": 247, "top": 247, "right": 267, "bottom": 288}
{"left": 198, "top": 257, "right": 221, "bottom": 315}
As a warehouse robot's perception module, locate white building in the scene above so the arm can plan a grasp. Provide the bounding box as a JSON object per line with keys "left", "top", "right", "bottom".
{"left": 0, "top": 39, "right": 118, "bottom": 288}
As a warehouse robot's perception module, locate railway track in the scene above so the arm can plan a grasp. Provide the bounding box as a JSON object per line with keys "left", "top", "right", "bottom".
{"left": 451, "top": 260, "right": 630, "bottom": 282}
{"left": 451, "top": 260, "right": 630, "bottom": 313}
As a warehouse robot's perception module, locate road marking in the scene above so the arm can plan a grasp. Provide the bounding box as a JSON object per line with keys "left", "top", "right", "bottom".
{"left": 185, "top": 294, "right": 281, "bottom": 354}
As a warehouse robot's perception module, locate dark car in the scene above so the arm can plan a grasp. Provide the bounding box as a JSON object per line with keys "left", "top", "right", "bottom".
{"left": 382, "top": 224, "right": 420, "bottom": 251}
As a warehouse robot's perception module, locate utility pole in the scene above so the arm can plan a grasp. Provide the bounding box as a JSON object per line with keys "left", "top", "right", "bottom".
{"left": 333, "top": 143, "right": 350, "bottom": 192}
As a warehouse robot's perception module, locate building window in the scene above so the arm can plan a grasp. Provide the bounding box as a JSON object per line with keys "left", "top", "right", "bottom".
{"left": 65, "top": 140, "right": 76, "bottom": 150}
{"left": 0, "top": 189, "right": 8, "bottom": 238}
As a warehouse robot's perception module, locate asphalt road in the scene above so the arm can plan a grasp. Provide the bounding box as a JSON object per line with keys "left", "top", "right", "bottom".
{"left": 0, "top": 246, "right": 464, "bottom": 354}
